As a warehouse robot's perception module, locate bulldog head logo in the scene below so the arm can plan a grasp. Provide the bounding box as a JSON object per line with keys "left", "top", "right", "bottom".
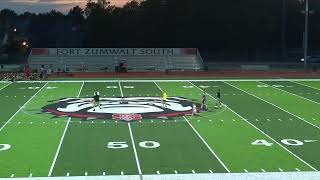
{"left": 42, "top": 97, "right": 198, "bottom": 121}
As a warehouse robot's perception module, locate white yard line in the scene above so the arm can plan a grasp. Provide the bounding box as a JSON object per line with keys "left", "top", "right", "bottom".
{"left": 291, "top": 81, "right": 320, "bottom": 91}
{"left": 0, "top": 82, "right": 48, "bottom": 133}
{"left": 119, "top": 81, "right": 142, "bottom": 175}
{"left": 184, "top": 116, "right": 230, "bottom": 173}
{"left": 48, "top": 82, "right": 84, "bottom": 177}
{"left": 153, "top": 81, "right": 163, "bottom": 92}
{"left": 118, "top": 81, "right": 124, "bottom": 97}
{"left": 0, "top": 82, "right": 12, "bottom": 91}
{"left": 13, "top": 79, "right": 320, "bottom": 83}
{"left": 259, "top": 81, "right": 320, "bottom": 105}
{"left": 128, "top": 123, "right": 142, "bottom": 175}
{"left": 153, "top": 80, "right": 230, "bottom": 172}
{"left": 224, "top": 81, "right": 320, "bottom": 130}
{"left": 219, "top": 81, "right": 318, "bottom": 171}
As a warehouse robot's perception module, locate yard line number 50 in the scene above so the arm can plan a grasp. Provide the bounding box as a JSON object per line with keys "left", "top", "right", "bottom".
{"left": 107, "top": 141, "right": 160, "bottom": 149}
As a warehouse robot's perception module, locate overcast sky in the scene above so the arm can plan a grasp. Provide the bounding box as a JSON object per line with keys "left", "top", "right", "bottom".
{"left": 0, "top": 0, "right": 130, "bottom": 14}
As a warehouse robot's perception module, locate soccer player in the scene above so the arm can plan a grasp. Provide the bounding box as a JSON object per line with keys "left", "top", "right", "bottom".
{"left": 216, "top": 89, "right": 222, "bottom": 107}
{"left": 92, "top": 91, "right": 101, "bottom": 111}
{"left": 192, "top": 103, "right": 198, "bottom": 116}
{"left": 162, "top": 92, "right": 167, "bottom": 108}
{"left": 201, "top": 92, "right": 207, "bottom": 111}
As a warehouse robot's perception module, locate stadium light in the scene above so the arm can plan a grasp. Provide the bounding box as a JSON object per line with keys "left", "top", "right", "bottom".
{"left": 13, "top": 28, "right": 17, "bottom": 32}
{"left": 22, "top": 41, "right": 28, "bottom": 48}
{"left": 298, "top": 0, "right": 312, "bottom": 70}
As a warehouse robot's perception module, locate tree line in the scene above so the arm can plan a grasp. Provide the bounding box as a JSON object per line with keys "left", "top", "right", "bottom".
{"left": 0, "top": 0, "right": 320, "bottom": 62}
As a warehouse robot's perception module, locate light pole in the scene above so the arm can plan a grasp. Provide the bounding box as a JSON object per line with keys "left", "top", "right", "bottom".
{"left": 303, "top": 0, "right": 309, "bottom": 70}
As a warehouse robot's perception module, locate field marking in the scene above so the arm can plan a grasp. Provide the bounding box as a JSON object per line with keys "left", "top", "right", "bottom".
{"left": 288, "top": 80, "right": 320, "bottom": 92}
{"left": 0, "top": 82, "right": 12, "bottom": 91}
{"left": 184, "top": 116, "right": 231, "bottom": 173}
{"left": 153, "top": 81, "right": 163, "bottom": 92}
{"left": 128, "top": 123, "right": 142, "bottom": 175}
{"left": 0, "top": 82, "right": 48, "bottom": 133}
{"left": 154, "top": 81, "right": 230, "bottom": 173}
{"left": 225, "top": 81, "right": 320, "bottom": 130}
{"left": 13, "top": 79, "right": 320, "bottom": 83}
{"left": 222, "top": 81, "right": 318, "bottom": 171}
{"left": 118, "top": 81, "right": 124, "bottom": 97}
{"left": 278, "top": 168, "right": 283, "bottom": 172}
{"left": 259, "top": 81, "right": 320, "bottom": 105}
{"left": 48, "top": 82, "right": 84, "bottom": 177}
{"left": 118, "top": 82, "right": 142, "bottom": 176}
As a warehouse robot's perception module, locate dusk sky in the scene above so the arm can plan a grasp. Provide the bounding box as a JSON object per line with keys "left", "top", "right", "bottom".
{"left": 0, "top": 0, "right": 130, "bottom": 14}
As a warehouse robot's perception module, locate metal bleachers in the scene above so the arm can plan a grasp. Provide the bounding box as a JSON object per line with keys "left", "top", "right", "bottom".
{"left": 28, "top": 48, "right": 204, "bottom": 72}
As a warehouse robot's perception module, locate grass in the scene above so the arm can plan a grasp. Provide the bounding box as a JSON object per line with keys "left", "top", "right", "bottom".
{"left": 0, "top": 79, "right": 319, "bottom": 178}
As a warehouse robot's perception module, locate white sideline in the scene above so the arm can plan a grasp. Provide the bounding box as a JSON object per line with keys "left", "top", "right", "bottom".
{"left": 258, "top": 81, "right": 320, "bottom": 105}
{"left": 3, "top": 78, "right": 320, "bottom": 83}
{"left": 1, "top": 172, "right": 320, "bottom": 180}
{"left": 153, "top": 80, "right": 230, "bottom": 173}
{"left": 221, "top": 81, "right": 318, "bottom": 171}
{"left": 0, "top": 82, "right": 48, "bottom": 133}
{"left": 48, "top": 82, "right": 84, "bottom": 177}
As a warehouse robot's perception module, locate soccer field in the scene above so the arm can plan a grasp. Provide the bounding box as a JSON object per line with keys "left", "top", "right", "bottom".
{"left": 0, "top": 79, "right": 319, "bottom": 178}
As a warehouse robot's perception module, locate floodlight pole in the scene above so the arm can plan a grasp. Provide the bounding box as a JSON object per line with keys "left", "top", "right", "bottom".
{"left": 303, "top": 0, "right": 309, "bottom": 70}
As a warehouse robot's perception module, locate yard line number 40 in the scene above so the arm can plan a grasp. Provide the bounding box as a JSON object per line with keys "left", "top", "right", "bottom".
{"left": 252, "top": 139, "right": 306, "bottom": 147}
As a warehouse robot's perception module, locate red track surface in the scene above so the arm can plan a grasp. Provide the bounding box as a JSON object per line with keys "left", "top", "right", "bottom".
{"left": 53, "top": 70, "right": 320, "bottom": 78}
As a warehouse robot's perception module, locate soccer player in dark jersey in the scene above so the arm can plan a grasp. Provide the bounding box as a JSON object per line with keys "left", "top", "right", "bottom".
{"left": 93, "top": 91, "right": 101, "bottom": 111}
{"left": 201, "top": 92, "right": 207, "bottom": 111}
{"left": 216, "top": 89, "right": 222, "bottom": 107}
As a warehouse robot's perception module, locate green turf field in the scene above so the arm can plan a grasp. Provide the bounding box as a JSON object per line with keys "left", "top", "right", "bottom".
{"left": 0, "top": 79, "right": 319, "bottom": 178}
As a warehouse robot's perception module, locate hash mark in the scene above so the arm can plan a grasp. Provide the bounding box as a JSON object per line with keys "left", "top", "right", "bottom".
{"left": 67, "top": 173, "right": 69, "bottom": 176}
{"left": 29, "top": 173, "right": 32, "bottom": 177}
{"left": 209, "top": 169, "right": 213, "bottom": 173}
{"left": 261, "top": 169, "right": 266, "bottom": 172}
{"left": 156, "top": 171, "right": 160, "bottom": 174}
{"left": 174, "top": 170, "right": 178, "bottom": 174}
{"left": 278, "top": 168, "right": 283, "bottom": 172}
{"left": 295, "top": 168, "right": 301, "bottom": 172}
{"left": 267, "top": 119, "right": 270, "bottom": 121}
{"left": 244, "top": 169, "right": 248, "bottom": 173}
{"left": 103, "top": 172, "right": 106, "bottom": 176}
{"left": 121, "top": 171, "right": 124, "bottom": 175}
{"left": 10, "top": 174, "right": 14, "bottom": 178}
{"left": 85, "top": 172, "right": 88, "bottom": 176}
{"left": 192, "top": 170, "right": 196, "bottom": 174}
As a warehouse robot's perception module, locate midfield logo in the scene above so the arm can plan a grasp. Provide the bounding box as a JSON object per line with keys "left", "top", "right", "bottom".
{"left": 42, "top": 97, "right": 198, "bottom": 121}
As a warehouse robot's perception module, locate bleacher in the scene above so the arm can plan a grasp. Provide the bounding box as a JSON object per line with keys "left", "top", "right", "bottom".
{"left": 28, "top": 48, "right": 204, "bottom": 72}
